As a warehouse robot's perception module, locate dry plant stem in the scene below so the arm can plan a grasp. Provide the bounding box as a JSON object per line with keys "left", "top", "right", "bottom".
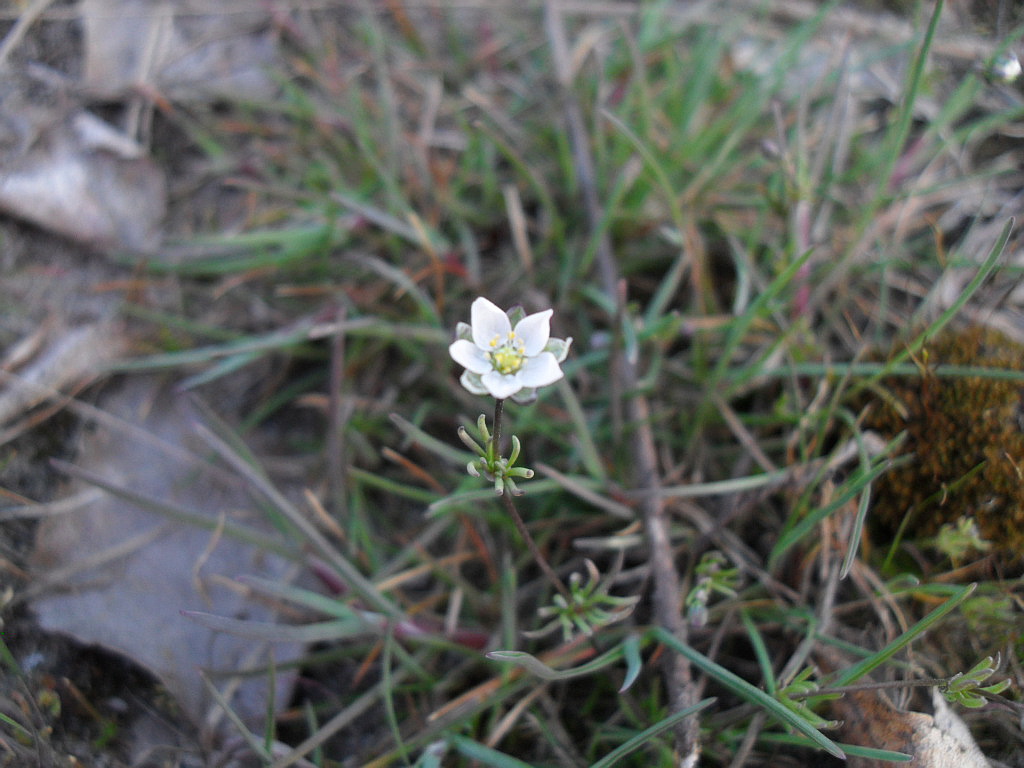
{"left": 500, "top": 492, "right": 572, "bottom": 605}
{"left": 544, "top": 2, "right": 698, "bottom": 761}
{"left": 631, "top": 396, "right": 699, "bottom": 761}
{"left": 491, "top": 398, "right": 573, "bottom": 603}
{"left": 728, "top": 711, "right": 767, "bottom": 768}
{"left": 327, "top": 306, "right": 349, "bottom": 520}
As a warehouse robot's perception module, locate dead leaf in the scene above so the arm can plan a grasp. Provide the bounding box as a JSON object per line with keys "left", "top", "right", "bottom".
{"left": 29, "top": 376, "right": 309, "bottom": 740}
{"left": 0, "top": 100, "right": 165, "bottom": 251}
{"left": 0, "top": 318, "right": 127, "bottom": 442}
{"left": 81, "top": 0, "right": 279, "bottom": 102}
{"left": 832, "top": 687, "right": 989, "bottom": 767}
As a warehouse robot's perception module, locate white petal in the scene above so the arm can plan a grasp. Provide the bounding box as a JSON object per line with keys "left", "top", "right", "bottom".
{"left": 481, "top": 370, "right": 523, "bottom": 399}
{"left": 470, "top": 297, "right": 510, "bottom": 349}
{"left": 517, "top": 352, "right": 563, "bottom": 387}
{"left": 514, "top": 309, "right": 552, "bottom": 356}
{"left": 449, "top": 339, "right": 492, "bottom": 374}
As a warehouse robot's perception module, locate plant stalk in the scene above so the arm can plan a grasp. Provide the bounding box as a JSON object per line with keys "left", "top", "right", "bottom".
{"left": 490, "top": 397, "right": 572, "bottom": 603}
{"left": 500, "top": 490, "right": 572, "bottom": 604}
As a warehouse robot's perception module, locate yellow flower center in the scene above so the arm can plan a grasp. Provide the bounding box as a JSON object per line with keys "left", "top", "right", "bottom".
{"left": 486, "top": 332, "right": 526, "bottom": 375}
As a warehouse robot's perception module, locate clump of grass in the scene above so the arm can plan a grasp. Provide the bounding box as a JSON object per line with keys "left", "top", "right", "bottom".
{"left": 157, "top": 2, "right": 1022, "bottom": 761}
{"left": 13, "top": 1, "right": 1024, "bottom": 766}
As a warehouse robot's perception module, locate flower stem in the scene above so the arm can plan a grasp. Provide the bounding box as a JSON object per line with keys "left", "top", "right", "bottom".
{"left": 491, "top": 398, "right": 505, "bottom": 459}
{"left": 489, "top": 396, "right": 570, "bottom": 602}
{"left": 500, "top": 490, "right": 572, "bottom": 604}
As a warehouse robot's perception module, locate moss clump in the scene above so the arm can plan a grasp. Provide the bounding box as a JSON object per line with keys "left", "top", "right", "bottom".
{"left": 863, "top": 325, "right": 1024, "bottom": 559}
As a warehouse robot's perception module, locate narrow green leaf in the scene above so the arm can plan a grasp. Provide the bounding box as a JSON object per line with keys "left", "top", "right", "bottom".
{"left": 652, "top": 628, "right": 844, "bottom": 758}
{"left": 871, "top": 0, "right": 944, "bottom": 208}
{"left": 449, "top": 735, "right": 535, "bottom": 768}
{"left": 620, "top": 633, "right": 643, "bottom": 693}
{"left": 106, "top": 319, "right": 325, "bottom": 373}
{"left": 183, "top": 611, "right": 373, "bottom": 643}
{"left": 908, "top": 218, "right": 1013, "bottom": 341}
{"left": 486, "top": 641, "right": 632, "bottom": 682}
{"left": 726, "top": 360, "right": 1024, "bottom": 384}
{"left": 832, "top": 583, "right": 977, "bottom": 686}
{"left": 0, "top": 712, "right": 32, "bottom": 740}
{"left": 759, "top": 731, "right": 911, "bottom": 761}
{"left": 658, "top": 467, "right": 792, "bottom": 499}
{"left": 426, "top": 480, "right": 565, "bottom": 517}
{"left": 349, "top": 467, "right": 441, "bottom": 504}
{"left": 839, "top": 744, "right": 912, "bottom": 762}
{"left": 390, "top": 413, "right": 475, "bottom": 466}
{"left": 178, "top": 350, "right": 263, "bottom": 391}
{"left": 711, "top": 246, "right": 816, "bottom": 390}
{"left": 770, "top": 448, "right": 895, "bottom": 569}
{"left": 145, "top": 224, "right": 336, "bottom": 276}
{"left": 239, "top": 576, "right": 359, "bottom": 621}
{"left": 555, "top": 377, "right": 607, "bottom": 482}
{"left": 741, "top": 610, "right": 777, "bottom": 696}
{"left": 589, "top": 697, "right": 716, "bottom": 768}
{"left": 200, "top": 672, "right": 273, "bottom": 760}
{"left": 0, "top": 636, "right": 24, "bottom": 677}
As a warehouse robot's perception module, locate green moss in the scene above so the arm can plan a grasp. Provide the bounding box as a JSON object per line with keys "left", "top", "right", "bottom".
{"left": 863, "top": 325, "right": 1024, "bottom": 558}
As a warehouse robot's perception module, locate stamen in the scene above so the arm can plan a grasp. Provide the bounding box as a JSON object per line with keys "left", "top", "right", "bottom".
{"left": 490, "top": 342, "right": 526, "bottom": 375}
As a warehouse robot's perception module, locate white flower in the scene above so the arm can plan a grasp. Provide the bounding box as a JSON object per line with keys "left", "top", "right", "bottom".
{"left": 990, "top": 52, "right": 1022, "bottom": 84}
{"left": 449, "top": 297, "right": 572, "bottom": 402}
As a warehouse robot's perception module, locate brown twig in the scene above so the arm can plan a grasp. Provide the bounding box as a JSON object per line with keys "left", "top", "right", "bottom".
{"left": 543, "top": 2, "right": 699, "bottom": 762}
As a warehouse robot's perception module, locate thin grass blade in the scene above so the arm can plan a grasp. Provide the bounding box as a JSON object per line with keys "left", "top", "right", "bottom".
{"left": 589, "top": 697, "right": 716, "bottom": 768}
{"left": 831, "top": 583, "right": 977, "bottom": 686}
{"left": 652, "top": 627, "right": 844, "bottom": 758}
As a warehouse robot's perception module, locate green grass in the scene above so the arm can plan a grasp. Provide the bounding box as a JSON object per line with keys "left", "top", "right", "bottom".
{"left": 13, "top": 1, "right": 1024, "bottom": 766}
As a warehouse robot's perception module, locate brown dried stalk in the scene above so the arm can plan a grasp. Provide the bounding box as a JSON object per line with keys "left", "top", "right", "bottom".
{"left": 542, "top": 2, "right": 699, "bottom": 762}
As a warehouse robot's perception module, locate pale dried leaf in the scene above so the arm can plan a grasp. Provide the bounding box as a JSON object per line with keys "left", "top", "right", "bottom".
{"left": 0, "top": 319, "right": 127, "bottom": 435}
{"left": 81, "top": 0, "right": 278, "bottom": 102}
{"left": 29, "top": 376, "right": 307, "bottom": 736}
{"left": 0, "top": 107, "right": 165, "bottom": 251}
{"left": 834, "top": 689, "right": 989, "bottom": 768}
